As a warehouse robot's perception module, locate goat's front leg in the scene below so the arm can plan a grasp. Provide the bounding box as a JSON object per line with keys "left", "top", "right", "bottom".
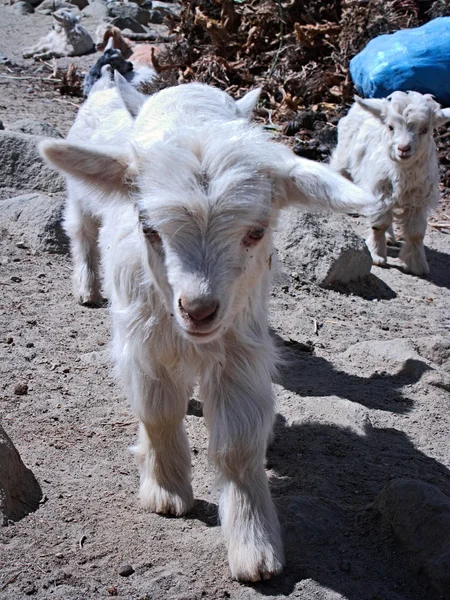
{"left": 366, "top": 208, "right": 393, "bottom": 266}
{"left": 130, "top": 366, "right": 194, "bottom": 516}
{"left": 63, "top": 197, "right": 103, "bottom": 306}
{"left": 399, "top": 207, "right": 429, "bottom": 276}
{"left": 200, "top": 350, "right": 283, "bottom": 582}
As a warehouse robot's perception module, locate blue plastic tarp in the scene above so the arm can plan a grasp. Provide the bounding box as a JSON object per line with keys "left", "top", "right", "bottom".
{"left": 350, "top": 17, "right": 450, "bottom": 106}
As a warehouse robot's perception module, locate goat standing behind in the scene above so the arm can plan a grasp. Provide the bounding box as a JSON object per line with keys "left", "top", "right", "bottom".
{"left": 40, "top": 78, "right": 379, "bottom": 582}
{"left": 330, "top": 91, "right": 450, "bottom": 275}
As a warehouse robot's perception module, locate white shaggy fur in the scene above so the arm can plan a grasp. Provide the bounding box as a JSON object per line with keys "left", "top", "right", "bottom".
{"left": 40, "top": 79, "right": 379, "bottom": 582}
{"left": 23, "top": 10, "right": 94, "bottom": 60}
{"left": 331, "top": 91, "right": 450, "bottom": 275}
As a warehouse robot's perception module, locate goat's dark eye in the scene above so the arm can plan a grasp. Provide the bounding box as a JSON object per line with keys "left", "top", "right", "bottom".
{"left": 244, "top": 227, "right": 266, "bottom": 246}
{"left": 388, "top": 125, "right": 394, "bottom": 131}
{"left": 249, "top": 228, "right": 266, "bottom": 240}
{"left": 420, "top": 128, "right": 429, "bottom": 135}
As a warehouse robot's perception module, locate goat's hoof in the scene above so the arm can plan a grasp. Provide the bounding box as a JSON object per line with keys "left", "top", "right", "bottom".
{"left": 77, "top": 291, "right": 105, "bottom": 307}
{"left": 403, "top": 261, "right": 430, "bottom": 277}
{"left": 370, "top": 255, "right": 387, "bottom": 267}
{"left": 139, "top": 481, "right": 193, "bottom": 517}
{"left": 229, "top": 544, "right": 284, "bottom": 582}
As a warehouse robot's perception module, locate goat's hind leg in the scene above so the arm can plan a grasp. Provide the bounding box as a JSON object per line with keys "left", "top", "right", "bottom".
{"left": 131, "top": 367, "right": 194, "bottom": 516}
{"left": 63, "top": 192, "right": 103, "bottom": 306}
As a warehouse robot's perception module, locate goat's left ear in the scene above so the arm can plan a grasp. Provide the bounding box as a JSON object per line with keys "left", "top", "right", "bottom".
{"left": 355, "top": 95, "right": 386, "bottom": 122}
{"left": 236, "top": 88, "right": 261, "bottom": 119}
{"left": 275, "top": 156, "right": 379, "bottom": 216}
{"left": 435, "top": 107, "right": 450, "bottom": 128}
{"left": 39, "top": 140, "right": 136, "bottom": 197}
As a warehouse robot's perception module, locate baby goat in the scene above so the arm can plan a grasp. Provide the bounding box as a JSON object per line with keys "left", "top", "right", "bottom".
{"left": 40, "top": 78, "right": 378, "bottom": 582}
{"left": 23, "top": 10, "right": 94, "bottom": 60}
{"left": 331, "top": 91, "right": 450, "bottom": 275}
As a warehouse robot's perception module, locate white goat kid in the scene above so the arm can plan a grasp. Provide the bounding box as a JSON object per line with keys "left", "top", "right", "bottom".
{"left": 40, "top": 79, "right": 378, "bottom": 582}
{"left": 23, "top": 9, "right": 94, "bottom": 60}
{"left": 331, "top": 91, "right": 450, "bottom": 275}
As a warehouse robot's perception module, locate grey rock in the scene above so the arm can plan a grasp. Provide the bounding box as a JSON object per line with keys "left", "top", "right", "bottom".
{"left": 0, "top": 121, "right": 4, "bottom": 130}
{"left": 37, "top": 0, "right": 85, "bottom": 14}
{"left": 110, "top": 16, "right": 147, "bottom": 32}
{"left": 274, "top": 210, "right": 372, "bottom": 287}
{"left": 81, "top": 0, "right": 107, "bottom": 19}
{"left": 12, "top": 0, "right": 44, "bottom": 6}
{"left": 147, "top": 8, "right": 164, "bottom": 23}
{"left": 106, "top": 1, "right": 149, "bottom": 24}
{"left": 375, "top": 479, "right": 450, "bottom": 599}
{"left": 7, "top": 119, "right": 62, "bottom": 139}
{"left": 118, "top": 564, "right": 135, "bottom": 577}
{"left": 11, "top": 1, "right": 35, "bottom": 14}
{"left": 0, "top": 131, "right": 65, "bottom": 194}
{"left": 1, "top": 193, "right": 69, "bottom": 254}
{"left": 415, "top": 335, "right": 450, "bottom": 371}
{"left": 0, "top": 425, "right": 43, "bottom": 525}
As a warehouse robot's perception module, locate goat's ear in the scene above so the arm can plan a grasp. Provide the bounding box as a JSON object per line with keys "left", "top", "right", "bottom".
{"left": 355, "top": 95, "right": 386, "bottom": 121}
{"left": 435, "top": 107, "right": 450, "bottom": 127}
{"left": 236, "top": 88, "right": 261, "bottom": 119}
{"left": 115, "top": 71, "right": 146, "bottom": 118}
{"left": 105, "top": 36, "right": 114, "bottom": 51}
{"left": 39, "top": 140, "right": 135, "bottom": 196}
{"left": 276, "top": 156, "right": 378, "bottom": 216}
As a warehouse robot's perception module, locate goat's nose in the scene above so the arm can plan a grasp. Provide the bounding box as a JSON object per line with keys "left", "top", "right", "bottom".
{"left": 179, "top": 297, "right": 219, "bottom": 322}
{"left": 398, "top": 144, "right": 411, "bottom": 153}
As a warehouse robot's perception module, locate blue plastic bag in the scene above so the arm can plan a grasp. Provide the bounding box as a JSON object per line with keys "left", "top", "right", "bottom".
{"left": 350, "top": 17, "right": 450, "bottom": 106}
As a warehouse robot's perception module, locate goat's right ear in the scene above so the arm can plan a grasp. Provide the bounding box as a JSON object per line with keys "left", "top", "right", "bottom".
{"left": 236, "top": 88, "right": 261, "bottom": 119}
{"left": 355, "top": 95, "right": 386, "bottom": 121}
{"left": 115, "top": 71, "right": 146, "bottom": 118}
{"left": 39, "top": 140, "right": 136, "bottom": 196}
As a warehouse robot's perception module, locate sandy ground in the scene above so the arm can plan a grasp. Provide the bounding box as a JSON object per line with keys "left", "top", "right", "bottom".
{"left": 1, "top": 6, "right": 450, "bottom": 600}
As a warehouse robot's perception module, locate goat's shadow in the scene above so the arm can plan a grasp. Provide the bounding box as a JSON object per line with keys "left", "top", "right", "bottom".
{"left": 256, "top": 415, "right": 450, "bottom": 599}
{"left": 387, "top": 243, "right": 450, "bottom": 289}
{"left": 273, "top": 335, "right": 431, "bottom": 413}
{"left": 327, "top": 273, "right": 397, "bottom": 300}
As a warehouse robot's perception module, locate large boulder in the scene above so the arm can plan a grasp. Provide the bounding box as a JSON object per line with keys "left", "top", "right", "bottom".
{"left": 1, "top": 193, "right": 69, "bottom": 254}
{"left": 106, "top": 1, "right": 150, "bottom": 24}
{"left": 0, "top": 425, "right": 42, "bottom": 524}
{"left": 375, "top": 479, "right": 450, "bottom": 599}
{"left": 37, "top": 0, "right": 85, "bottom": 14}
{"left": 10, "top": 1, "right": 35, "bottom": 14}
{"left": 0, "top": 130, "right": 65, "bottom": 195}
{"left": 273, "top": 210, "right": 372, "bottom": 287}
{"left": 7, "top": 119, "right": 62, "bottom": 138}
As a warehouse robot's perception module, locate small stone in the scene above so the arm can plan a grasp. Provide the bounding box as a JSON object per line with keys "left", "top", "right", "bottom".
{"left": 107, "top": 586, "right": 119, "bottom": 596}
{"left": 26, "top": 342, "right": 34, "bottom": 348}
{"left": 14, "top": 382, "right": 28, "bottom": 395}
{"left": 11, "top": 276, "right": 22, "bottom": 283}
{"left": 23, "top": 583, "right": 37, "bottom": 595}
{"left": 118, "top": 564, "right": 134, "bottom": 577}
{"left": 6, "top": 336, "right": 13, "bottom": 344}
{"left": 16, "top": 241, "right": 28, "bottom": 249}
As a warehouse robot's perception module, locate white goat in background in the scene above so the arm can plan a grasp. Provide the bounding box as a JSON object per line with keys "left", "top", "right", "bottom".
{"left": 331, "top": 91, "right": 450, "bottom": 276}
{"left": 23, "top": 10, "right": 94, "bottom": 60}
{"left": 40, "top": 78, "right": 379, "bottom": 582}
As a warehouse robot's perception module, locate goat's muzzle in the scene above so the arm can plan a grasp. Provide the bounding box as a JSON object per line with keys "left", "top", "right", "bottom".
{"left": 177, "top": 296, "right": 221, "bottom": 341}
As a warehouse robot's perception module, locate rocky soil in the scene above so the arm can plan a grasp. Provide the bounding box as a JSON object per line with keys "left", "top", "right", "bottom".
{"left": 1, "top": 3, "right": 450, "bottom": 600}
